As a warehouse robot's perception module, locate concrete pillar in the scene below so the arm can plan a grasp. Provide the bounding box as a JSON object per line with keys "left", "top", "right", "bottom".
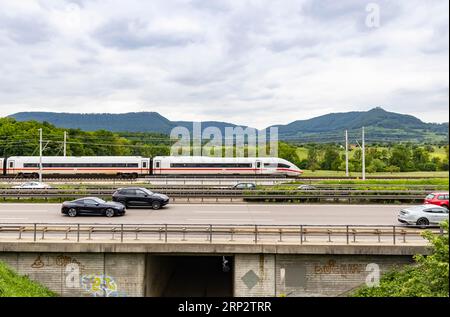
{"left": 234, "top": 254, "right": 275, "bottom": 297}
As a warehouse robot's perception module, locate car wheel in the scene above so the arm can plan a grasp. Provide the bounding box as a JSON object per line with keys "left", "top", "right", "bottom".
{"left": 67, "top": 208, "right": 77, "bottom": 217}
{"left": 416, "top": 218, "right": 429, "bottom": 227}
{"left": 118, "top": 200, "right": 128, "bottom": 208}
{"left": 151, "top": 201, "right": 161, "bottom": 210}
{"left": 105, "top": 208, "right": 115, "bottom": 217}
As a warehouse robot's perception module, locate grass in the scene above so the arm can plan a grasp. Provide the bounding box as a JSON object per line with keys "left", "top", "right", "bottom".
{"left": 270, "top": 178, "right": 448, "bottom": 191}
{"left": 0, "top": 261, "right": 57, "bottom": 297}
{"left": 431, "top": 146, "right": 448, "bottom": 160}
{"left": 300, "top": 170, "right": 449, "bottom": 178}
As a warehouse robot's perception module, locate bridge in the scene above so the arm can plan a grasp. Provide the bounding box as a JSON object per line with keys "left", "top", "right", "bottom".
{"left": 0, "top": 219, "right": 435, "bottom": 297}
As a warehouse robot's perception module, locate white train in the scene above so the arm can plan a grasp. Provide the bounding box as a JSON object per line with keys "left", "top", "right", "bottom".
{"left": 2, "top": 156, "right": 302, "bottom": 177}
{"left": 4, "top": 156, "right": 150, "bottom": 178}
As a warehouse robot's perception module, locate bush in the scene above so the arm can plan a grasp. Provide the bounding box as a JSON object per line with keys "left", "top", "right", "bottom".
{"left": 352, "top": 221, "right": 449, "bottom": 297}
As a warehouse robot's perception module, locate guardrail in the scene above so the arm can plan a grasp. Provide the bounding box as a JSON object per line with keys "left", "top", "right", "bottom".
{"left": 1, "top": 175, "right": 447, "bottom": 181}
{"left": 0, "top": 223, "right": 443, "bottom": 245}
{"left": 0, "top": 188, "right": 430, "bottom": 203}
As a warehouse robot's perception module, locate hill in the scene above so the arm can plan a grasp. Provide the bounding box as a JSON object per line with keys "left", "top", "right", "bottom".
{"left": 8, "top": 107, "right": 448, "bottom": 143}
{"left": 273, "top": 107, "right": 448, "bottom": 143}
{"left": 9, "top": 111, "right": 247, "bottom": 136}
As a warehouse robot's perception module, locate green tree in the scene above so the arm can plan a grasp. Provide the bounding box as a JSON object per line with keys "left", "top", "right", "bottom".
{"left": 412, "top": 147, "right": 430, "bottom": 170}
{"left": 389, "top": 144, "right": 412, "bottom": 171}
{"left": 353, "top": 221, "right": 449, "bottom": 297}
{"left": 320, "top": 145, "right": 342, "bottom": 170}
{"left": 306, "top": 146, "right": 320, "bottom": 171}
{"left": 278, "top": 142, "right": 300, "bottom": 167}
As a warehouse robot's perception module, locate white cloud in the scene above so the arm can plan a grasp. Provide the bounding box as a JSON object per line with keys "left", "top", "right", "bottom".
{"left": 0, "top": 0, "right": 448, "bottom": 128}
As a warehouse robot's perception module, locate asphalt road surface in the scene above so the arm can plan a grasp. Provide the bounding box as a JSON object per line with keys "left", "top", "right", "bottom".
{"left": 0, "top": 203, "right": 408, "bottom": 225}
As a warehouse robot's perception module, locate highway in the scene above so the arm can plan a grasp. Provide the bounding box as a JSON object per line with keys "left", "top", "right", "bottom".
{"left": 0, "top": 203, "right": 408, "bottom": 225}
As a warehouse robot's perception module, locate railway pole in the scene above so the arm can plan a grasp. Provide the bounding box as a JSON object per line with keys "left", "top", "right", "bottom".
{"left": 63, "top": 131, "right": 67, "bottom": 157}
{"left": 362, "top": 126, "right": 366, "bottom": 180}
{"left": 345, "top": 130, "right": 349, "bottom": 177}
{"left": 39, "top": 128, "right": 43, "bottom": 182}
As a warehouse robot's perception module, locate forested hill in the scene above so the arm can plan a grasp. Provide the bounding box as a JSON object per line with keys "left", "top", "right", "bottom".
{"left": 272, "top": 107, "right": 448, "bottom": 143}
{"left": 9, "top": 107, "right": 449, "bottom": 143}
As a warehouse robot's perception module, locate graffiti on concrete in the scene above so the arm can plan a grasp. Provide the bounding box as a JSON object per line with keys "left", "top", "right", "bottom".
{"left": 30, "top": 254, "right": 85, "bottom": 270}
{"left": 31, "top": 255, "right": 45, "bottom": 268}
{"left": 81, "top": 274, "right": 126, "bottom": 297}
{"left": 314, "top": 260, "right": 365, "bottom": 275}
{"left": 56, "top": 255, "right": 84, "bottom": 269}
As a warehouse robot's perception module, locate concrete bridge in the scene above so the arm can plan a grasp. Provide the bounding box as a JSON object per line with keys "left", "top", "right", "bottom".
{"left": 0, "top": 240, "right": 429, "bottom": 297}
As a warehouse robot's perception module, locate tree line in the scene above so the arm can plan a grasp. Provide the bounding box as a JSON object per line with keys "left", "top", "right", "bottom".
{"left": 1, "top": 118, "right": 448, "bottom": 172}
{"left": 291, "top": 143, "right": 449, "bottom": 172}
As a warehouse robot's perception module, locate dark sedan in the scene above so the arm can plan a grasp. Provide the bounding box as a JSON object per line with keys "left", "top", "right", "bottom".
{"left": 233, "top": 183, "right": 256, "bottom": 190}
{"left": 112, "top": 187, "right": 169, "bottom": 209}
{"left": 61, "top": 197, "right": 126, "bottom": 217}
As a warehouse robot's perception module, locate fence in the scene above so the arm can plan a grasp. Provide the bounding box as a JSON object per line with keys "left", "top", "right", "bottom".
{"left": 0, "top": 223, "right": 442, "bottom": 245}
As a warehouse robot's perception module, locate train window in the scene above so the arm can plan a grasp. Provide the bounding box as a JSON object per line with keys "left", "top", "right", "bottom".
{"left": 277, "top": 163, "right": 291, "bottom": 168}
{"left": 9, "top": 162, "right": 14, "bottom": 168}
{"left": 170, "top": 163, "right": 252, "bottom": 168}
{"left": 155, "top": 162, "right": 161, "bottom": 168}
{"left": 256, "top": 162, "right": 261, "bottom": 168}
{"left": 23, "top": 163, "right": 139, "bottom": 168}
{"left": 142, "top": 161, "right": 147, "bottom": 168}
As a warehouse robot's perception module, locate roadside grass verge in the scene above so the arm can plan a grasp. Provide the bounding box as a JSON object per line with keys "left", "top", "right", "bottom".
{"left": 0, "top": 261, "right": 57, "bottom": 297}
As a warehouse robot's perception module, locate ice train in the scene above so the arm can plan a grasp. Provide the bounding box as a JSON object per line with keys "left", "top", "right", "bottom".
{"left": 1, "top": 156, "right": 302, "bottom": 177}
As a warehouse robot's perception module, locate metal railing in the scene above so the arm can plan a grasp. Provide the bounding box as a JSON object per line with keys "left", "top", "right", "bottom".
{"left": 0, "top": 223, "right": 442, "bottom": 245}
{"left": 0, "top": 188, "right": 430, "bottom": 203}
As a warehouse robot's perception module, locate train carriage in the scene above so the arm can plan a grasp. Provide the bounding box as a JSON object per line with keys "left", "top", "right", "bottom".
{"left": 152, "top": 156, "right": 302, "bottom": 176}
{"left": 5, "top": 156, "right": 150, "bottom": 177}
{"left": 2, "top": 156, "right": 301, "bottom": 177}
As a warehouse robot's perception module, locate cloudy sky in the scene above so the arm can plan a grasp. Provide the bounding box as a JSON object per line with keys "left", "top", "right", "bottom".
{"left": 0, "top": 0, "right": 448, "bottom": 128}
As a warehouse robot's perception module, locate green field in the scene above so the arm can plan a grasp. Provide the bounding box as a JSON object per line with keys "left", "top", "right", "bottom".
{"left": 300, "top": 170, "right": 449, "bottom": 178}
{"left": 296, "top": 145, "right": 448, "bottom": 161}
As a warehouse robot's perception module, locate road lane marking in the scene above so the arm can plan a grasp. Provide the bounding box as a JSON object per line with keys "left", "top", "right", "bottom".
{"left": 193, "top": 211, "right": 271, "bottom": 214}
{"left": 186, "top": 218, "right": 274, "bottom": 222}
{"left": 0, "top": 210, "right": 53, "bottom": 213}
{"left": 171, "top": 204, "right": 408, "bottom": 207}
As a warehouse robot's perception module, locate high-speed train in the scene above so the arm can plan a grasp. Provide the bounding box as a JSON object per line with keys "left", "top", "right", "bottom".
{"left": 1, "top": 156, "right": 302, "bottom": 177}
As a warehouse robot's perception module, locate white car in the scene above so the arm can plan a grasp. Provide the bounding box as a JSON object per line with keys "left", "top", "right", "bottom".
{"left": 297, "top": 185, "right": 317, "bottom": 190}
{"left": 12, "top": 182, "right": 52, "bottom": 189}
{"left": 398, "top": 205, "right": 449, "bottom": 227}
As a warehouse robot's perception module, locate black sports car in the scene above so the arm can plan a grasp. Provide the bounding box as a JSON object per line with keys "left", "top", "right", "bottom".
{"left": 61, "top": 197, "right": 126, "bottom": 217}
{"left": 112, "top": 187, "right": 169, "bottom": 209}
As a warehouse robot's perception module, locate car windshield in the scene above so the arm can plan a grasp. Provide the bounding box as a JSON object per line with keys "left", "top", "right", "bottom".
{"left": 426, "top": 194, "right": 435, "bottom": 199}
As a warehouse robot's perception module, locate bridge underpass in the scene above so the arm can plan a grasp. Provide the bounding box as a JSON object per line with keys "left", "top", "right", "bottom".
{"left": 0, "top": 242, "right": 427, "bottom": 297}
{"left": 145, "top": 255, "right": 234, "bottom": 297}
